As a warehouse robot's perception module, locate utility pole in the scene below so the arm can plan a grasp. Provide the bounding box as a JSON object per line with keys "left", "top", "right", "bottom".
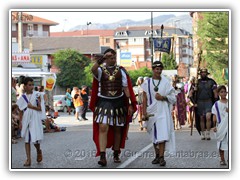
{"left": 18, "top": 12, "right": 23, "bottom": 52}
{"left": 151, "top": 12, "right": 154, "bottom": 65}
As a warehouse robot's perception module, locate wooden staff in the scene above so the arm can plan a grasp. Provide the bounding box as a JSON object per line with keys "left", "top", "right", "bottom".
{"left": 191, "top": 50, "right": 202, "bottom": 136}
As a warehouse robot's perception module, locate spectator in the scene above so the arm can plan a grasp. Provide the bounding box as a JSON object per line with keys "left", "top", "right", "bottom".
{"left": 81, "top": 85, "right": 89, "bottom": 120}
{"left": 65, "top": 88, "right": 72, "bottom": 115}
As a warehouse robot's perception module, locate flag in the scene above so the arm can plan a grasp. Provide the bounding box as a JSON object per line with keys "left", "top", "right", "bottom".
{"left": 154, "top": 38, "right": 172, "bottom": 54}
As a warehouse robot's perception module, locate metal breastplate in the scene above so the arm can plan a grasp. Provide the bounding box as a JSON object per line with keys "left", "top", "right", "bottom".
{"left": 100, "top": 66, "right": 122, "bottom": 97}
{"left": 197, "top": 79, "right": 214, "bottom": 100}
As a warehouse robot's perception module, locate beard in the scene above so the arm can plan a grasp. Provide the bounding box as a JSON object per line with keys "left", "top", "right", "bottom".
{"left": 201, "top": 76, "right": 207, "bottom": 80}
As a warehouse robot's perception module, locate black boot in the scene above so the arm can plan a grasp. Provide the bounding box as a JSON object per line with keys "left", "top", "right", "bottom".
{"left": 159, "top": 156, "right": 166, "bottom": 166}
{"left": 152, "top": 154, "right": 160, "bottom": 164}
{"left": 98, "top": 152, "right": 107, "bottom": 166}
{"left": 113, "top": 150, "right": 121, "bottom": 163}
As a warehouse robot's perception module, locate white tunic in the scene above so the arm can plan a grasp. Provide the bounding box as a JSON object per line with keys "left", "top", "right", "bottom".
{"left": 141, "top": 75, "right": 176, "bottom": 154}
{"left": 39, "top": 92, "right": 47, "bottom": 120}
{"left": 211, "top": 101, "right": 228, "bottom": 150}
{"left": 17, "top": 91, "right": 44, "bottom": 143}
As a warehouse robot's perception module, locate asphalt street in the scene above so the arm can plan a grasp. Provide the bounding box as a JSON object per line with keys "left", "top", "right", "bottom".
{"left": 10, "top": 112, "right": 230, "bottom": 170}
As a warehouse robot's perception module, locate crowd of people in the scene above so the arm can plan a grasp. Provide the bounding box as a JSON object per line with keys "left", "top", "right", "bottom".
{"left": 11, "top": 76, "right": 67, "bottom": 142}
{"left": 11, "top": 48, "right": 228, "bottom": 168}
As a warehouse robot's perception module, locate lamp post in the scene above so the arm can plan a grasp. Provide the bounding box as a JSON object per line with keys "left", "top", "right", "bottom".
{"left": 87, "top": 22, "right": 91, "bottom": 35}
{"left": 28, "top": 25, "right": 33, "bottom": 52}
{"left": 173, "top": 19, "right": 180, "bottom": 63}
{"left": 18, "top": 12, "right": 23, "bottom": 52}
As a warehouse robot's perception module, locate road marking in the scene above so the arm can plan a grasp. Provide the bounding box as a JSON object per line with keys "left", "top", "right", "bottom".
{"left": 117, "top": 143, "right": 152, "bottom": 168}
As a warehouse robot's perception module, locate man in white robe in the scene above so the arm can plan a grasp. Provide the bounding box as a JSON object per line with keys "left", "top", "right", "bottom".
{"left": 141, "top": 61, "right": 176, "bottom": 166}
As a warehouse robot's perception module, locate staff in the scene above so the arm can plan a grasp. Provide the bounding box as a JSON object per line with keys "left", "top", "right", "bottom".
{"left": 191, "top": 50, "right": 202, "bottom": 136}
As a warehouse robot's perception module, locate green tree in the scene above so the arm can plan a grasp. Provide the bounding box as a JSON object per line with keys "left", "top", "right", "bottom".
{"left": 53, "top": 49, "right": 91, "bottom": 88}
{"left": 128, "top": 67, "right": 152, "bottom": 85}
{"left": 197, "top": 12, "right": 229, "bottom": 84}
{"left": 83, "top": 62, "right": 94, "bottom": 87}
{"left": 161, "top": 52, "right": 177, "bottom": 70}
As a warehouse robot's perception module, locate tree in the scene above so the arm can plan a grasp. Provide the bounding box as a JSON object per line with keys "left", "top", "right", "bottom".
{"left": 197, "top": 12, "right": 229, "bottom": 84}
{"left": 128, "top": 67, "right": 152, "bottom": 85}
{"left": 53, "top": 49, "right": 91, "bottom": 88}
{"left": 161, "top": 52, "right": 177, "bottom": 70}
{"left": 83, "top": 62, "right": 95, "bottom": 87}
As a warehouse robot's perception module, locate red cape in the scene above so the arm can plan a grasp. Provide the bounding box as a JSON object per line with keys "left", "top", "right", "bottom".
{"left": 89, "top": 68, "right": 137, "bottom": 156}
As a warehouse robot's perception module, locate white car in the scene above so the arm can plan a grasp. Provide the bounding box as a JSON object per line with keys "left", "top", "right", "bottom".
{"left": 53, "top": 95, "right": 68, "bottom": 112}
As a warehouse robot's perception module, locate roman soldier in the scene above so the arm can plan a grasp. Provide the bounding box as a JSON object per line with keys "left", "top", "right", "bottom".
{"left": 89, "top": 48, "right": 137, "bottom": 167}
{"left": 190, "top": 68, "right": 218, "bottom": 140}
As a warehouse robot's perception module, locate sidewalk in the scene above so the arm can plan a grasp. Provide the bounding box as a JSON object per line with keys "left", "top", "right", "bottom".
{"left": 53, "top": 111, "right": 93, "bottom": 127}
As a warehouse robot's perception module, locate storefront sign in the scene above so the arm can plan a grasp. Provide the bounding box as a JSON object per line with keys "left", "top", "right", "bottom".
{"left": 12, "top": 53, "right": 31, "bottom": 63}
{"left": 44, "top": 76, "right": 56, "bottom": 91}
{"left": 120, "top": 52, "right": 132, "bottom": 67}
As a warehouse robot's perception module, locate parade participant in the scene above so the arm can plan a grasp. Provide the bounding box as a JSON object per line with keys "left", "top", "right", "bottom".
{"left": 89, "top": 48, "right": 137, "bottom": 167}
{"left": 136, "top": 77, "right": 144, "bottom": 131}
{"left": 185, "top": 76, "right": 195, "bottom": 128}
{"left": 212, "top": 85, "right": 228, "bottom": 166}
{"left": 16, "top": 77, "right": 44, "bottom": 166}
{"left": 141, "top": 61, "right": 176, "bottom": 166}
{"left": 173, "top": 82, "right": 187, "bottom": 130}
{"left": 190, "top": 68, "right": 218, "bottom": 140}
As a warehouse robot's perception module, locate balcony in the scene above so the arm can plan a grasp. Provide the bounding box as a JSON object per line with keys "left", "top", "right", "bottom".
{"left": 26, "top": 30, "right": 49, "bottom": 37}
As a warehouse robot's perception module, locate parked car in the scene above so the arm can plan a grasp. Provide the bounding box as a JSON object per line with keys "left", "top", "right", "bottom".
{"left": 53, "top": 95, "right": 68, "bottom": 112}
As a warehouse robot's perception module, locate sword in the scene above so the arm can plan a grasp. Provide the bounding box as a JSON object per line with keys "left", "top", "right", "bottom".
{"left": 142, "top": 114, "right": 154, "bottom": 121}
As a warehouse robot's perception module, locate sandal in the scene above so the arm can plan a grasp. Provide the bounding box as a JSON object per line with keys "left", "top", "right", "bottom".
{"left": 220, "top": 160, "right": 227, "bottom": 166}
{"left": 12, "top": 139, "right": 18, "bottom": 144}
{"left": 37, "top": 149, "right": 42, "bottom": 163}
{"left": 98, "top": 158, "right": 107, "bottom": 166}
{"left": 23, "top": 159, "right": 31, "bottom": 166}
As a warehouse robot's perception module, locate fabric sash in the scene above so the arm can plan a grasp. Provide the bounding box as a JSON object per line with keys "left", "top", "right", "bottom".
{"left": 148, "top": 78, "right": 152, "bottom": 105}
{"left": 22, "top": 94, "right": 29, "bottom": 112}
{"left": 215, "top": 102, "right": 221, "bottom": 123}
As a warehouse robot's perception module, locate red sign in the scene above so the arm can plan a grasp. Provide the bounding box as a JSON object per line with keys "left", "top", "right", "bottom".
{"left": 12, "top": 53, "right": 31, "bottom": 63}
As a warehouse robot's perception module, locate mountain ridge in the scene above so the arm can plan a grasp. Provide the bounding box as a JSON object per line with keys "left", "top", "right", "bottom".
{"left": 69, "top": 14, "right": 193, "bottom": 34}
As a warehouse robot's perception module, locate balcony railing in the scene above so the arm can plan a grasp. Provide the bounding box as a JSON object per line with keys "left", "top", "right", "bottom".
{"left": 26, "top": 30, "right": 49, "bottom": 37}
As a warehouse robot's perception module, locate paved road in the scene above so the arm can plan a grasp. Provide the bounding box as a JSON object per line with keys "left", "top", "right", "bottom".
{"left": 11, "top": 112, "right": 229, "bottom": 170}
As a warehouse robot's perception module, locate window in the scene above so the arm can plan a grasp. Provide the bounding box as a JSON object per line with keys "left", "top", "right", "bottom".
{"left": 105, "top": 38, "right": 110, "bottom": 43}
{"left": 12, "top": 37, "right": 17, "bottom": 42}
{"left": 27, "top": 24, "right": 34, "bottom": 36}
{"left": 115, "top": 31, "right": 128, "bottom": 36}
{"left": 12, "top": 23, "right": 16, "bottom": 31}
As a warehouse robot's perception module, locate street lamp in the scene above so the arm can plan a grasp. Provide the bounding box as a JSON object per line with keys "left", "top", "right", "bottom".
{"left": 87, "top": 22, "right": 91, "bottom": 35}
{"left": 173, "top": 19, "right": 180, "bottom": 63}
{"left": 28, "top": 25, "right": 33, "bottom": 52}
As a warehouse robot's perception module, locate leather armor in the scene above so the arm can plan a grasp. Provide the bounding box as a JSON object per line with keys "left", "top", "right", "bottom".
{"left": 100, "top": 66, "right": 123, "bottom": 97}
